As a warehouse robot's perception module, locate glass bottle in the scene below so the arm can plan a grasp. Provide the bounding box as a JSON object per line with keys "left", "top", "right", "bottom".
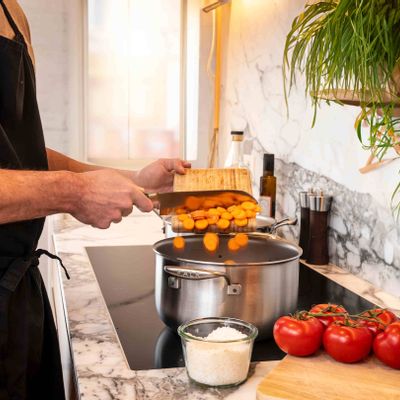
{"left": 259, "top": 153, "right": 276, "bottom": 218}
{"left": 224, "top": 131, "right": 246, "bottom": 168}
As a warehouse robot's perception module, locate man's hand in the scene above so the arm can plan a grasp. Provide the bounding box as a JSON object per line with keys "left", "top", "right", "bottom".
{"left": 134, "top": 158, "right": 191, "bottom": 193}
{"left": 72, "top": 170, "right": 153, "bottom": 229}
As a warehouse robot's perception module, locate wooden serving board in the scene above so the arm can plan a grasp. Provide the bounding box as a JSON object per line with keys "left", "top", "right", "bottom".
{"left": 174, "top": 168, "right": 252, "bottom": 195}
{"left": 257, "top": 353, "right": 400, "bottom": 400}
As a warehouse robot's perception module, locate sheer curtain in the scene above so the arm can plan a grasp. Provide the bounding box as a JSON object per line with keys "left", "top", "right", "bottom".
{"left": 87, "top": 0, "right": 182, "bottom": 163}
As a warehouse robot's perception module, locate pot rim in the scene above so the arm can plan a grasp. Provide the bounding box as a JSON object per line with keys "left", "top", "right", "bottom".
{"left": 153, "top": 234, "right": 303, "bottom": 266}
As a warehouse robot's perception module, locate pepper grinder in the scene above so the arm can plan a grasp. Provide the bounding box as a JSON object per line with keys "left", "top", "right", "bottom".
{"left": 298, "top": 191, "right": 311, "bottom": 259}
{"left": 307, "top": 193, "right": 333, "bottom": 265}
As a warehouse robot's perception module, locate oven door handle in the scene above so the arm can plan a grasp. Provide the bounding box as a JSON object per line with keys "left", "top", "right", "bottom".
{"left": 164, "top": 265, "right": 241, "bottom": 295}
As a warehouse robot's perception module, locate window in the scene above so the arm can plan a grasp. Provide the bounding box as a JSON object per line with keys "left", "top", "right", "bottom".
{"left": 86, "top": 0, "right": 200, "bottom": 166}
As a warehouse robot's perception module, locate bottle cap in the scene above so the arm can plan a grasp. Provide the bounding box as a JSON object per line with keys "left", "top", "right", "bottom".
{"left": 263, "top": 153, "right": 274, "bottom": 174}
{"left": 231, "top": 131, "right": 244, "bottom": 142}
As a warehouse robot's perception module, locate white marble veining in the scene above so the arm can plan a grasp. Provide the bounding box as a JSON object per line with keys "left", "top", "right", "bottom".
{"left": 219, "top": 0, "right": 400, "bottom": 206}
{"left": 217, "top": 0, "right": 400, "bottom": 296}
{"left": 53, "top": 212, "right": 278, "bottom": 399}
{"left": 273, "top": 159, "right": 400, "bottom": 298}
{"left": 53, "top": 211, "right": 400, "bottom": 399}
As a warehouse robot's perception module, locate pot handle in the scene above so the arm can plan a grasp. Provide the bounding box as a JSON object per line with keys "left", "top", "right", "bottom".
{"left": 164, "top": 266, "right": 242, "bottom": 295}
{"left": 270, "top": 217, "right": 297, "bottom": 233}
{"left": 257, "top": 217, "right": 297, "bottom": 235}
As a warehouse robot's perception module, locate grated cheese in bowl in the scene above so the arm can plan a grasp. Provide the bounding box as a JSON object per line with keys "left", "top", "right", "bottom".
{"left": 178, "top": 318, "right": 258, "bottom": 387}
{"left": 206, "top": 326, "right": 247, "bottom": 341}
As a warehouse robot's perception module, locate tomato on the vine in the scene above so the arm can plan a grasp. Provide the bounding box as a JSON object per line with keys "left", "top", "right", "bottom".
{"left": 358, "top": 319, "right": 385, "bottom": 337}
{"left": 273, "top": 314, "right": 324, "bottom": 356}
{"left": 359, "top": 308, "right": 398, "bottom": 337}
{"left": 323, "top": 321, "right": 372, "bottom": 363}
{"left": 309, "top": 303, "right": 348, "bottom": 328}
{"left": 373, "top": 321, "right": 400, "bottom": 369}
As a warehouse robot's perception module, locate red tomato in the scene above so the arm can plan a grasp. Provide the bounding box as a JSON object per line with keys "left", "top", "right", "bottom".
{"left": 273, "top": 315, "right": 324, "bottom": 356}
{"left": 309, "top": 303, "right": 347, "bottom": 328}
{"left": 373, "top": 321, "right": 400, "bottom": 369}
{"left": 323, "top": 322, "right": 372, "bottom": 363}
{"left": 359, "top": 309, "right": 398, "bottom": 337}
{"left": 358, "top": 319, "right": 385, "bottom": 337}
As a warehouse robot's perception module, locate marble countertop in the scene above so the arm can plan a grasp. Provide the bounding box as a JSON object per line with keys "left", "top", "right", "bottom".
{"left": 52, "top": 211, "right": 400, "bottom": 400}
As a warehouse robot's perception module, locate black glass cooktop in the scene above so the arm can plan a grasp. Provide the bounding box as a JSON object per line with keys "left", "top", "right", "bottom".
{"left": 86, "top": 245, "right": 375, "bottom": 370}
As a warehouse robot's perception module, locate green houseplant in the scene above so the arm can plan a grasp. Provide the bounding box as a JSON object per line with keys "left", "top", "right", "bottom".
{"left": 283, "top": 0, "right": 400, "bottom": 215}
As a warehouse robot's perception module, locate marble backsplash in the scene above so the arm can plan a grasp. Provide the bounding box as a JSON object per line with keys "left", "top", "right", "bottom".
{"left": 215, "top": 0, "right": 400, "bottom": 298}
{"left": 244, "top": 138, "right": 400, "bottom": 297}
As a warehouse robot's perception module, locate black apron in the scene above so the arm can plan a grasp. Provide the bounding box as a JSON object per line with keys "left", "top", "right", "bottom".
{"left": 0, "top": 1, "right": 68, "bottom": 399}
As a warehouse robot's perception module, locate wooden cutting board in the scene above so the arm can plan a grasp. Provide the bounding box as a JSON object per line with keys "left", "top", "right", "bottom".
{"left": 174, "top": 168, "right": 252, "bottom": 195}
{"left": 257, "top": 353, "right": 400, "bottom": 400}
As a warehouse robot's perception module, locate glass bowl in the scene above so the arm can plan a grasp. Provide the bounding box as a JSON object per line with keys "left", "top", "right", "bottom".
{"left": 177, "top": 317, "right": 258, "bottom": 388}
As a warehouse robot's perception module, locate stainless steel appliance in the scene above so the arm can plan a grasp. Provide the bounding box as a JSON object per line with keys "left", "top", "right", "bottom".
{"left": 153, "top": 234, "right": 302, "bottom": 338}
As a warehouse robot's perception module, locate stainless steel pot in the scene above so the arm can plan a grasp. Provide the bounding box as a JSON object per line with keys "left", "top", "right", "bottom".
{"left": 153, "top": 234, "right": 302, "bottom": 339}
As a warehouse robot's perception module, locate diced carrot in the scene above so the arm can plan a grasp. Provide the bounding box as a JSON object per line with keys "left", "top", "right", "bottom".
{"left": 207, "top": 208, "right": 219, "bottom": 217}
{"left": 203, "top": 232, "right": 219, "bottom": 252}
{"left": 227, "top": 205, "right": 237, "bottom": 213}
{"left": 185, "top": 196, "right": 202, "bottom": 211}
{"left": 221, "top": 212, "right": 233, "bottom": 221}
{"left": 245, "top": 210, "right": 256, "bottom": 218}
{"left": 241, "top": 201, "right": 256, "bottom": 210}
{"left": 216, "top": 207, "right": 227, "bottom": 215}
{"left": 228, "top": 238, "right": 240, "bottom": 251}
{"left": 178, "top": 213, "right": 190, "bottom": 222}
{"left": 195, "top": 219, "right": 209, "bottom": 231}
{"left": 207, "top": 215, "right": 219, "bottom": 225}
{"left": 234, "top": 233, "right": 249, "bottom": 247}
{"left": 182, "top": 218, "right": 195, "bottom": 231}
{"left": 203, "top": 199, "right": 219, "bottom": 209}
{"left": 191, "top": 210, "right": 207, "bottom": 220}
{"left": 232, "top": 209, "right": 247, "bottom": 220}
{"left": 216, "top": 218, "right": 230, "bottom": 230}
{"left": 173, "top": 236, "right": 185, "bottom": 250}
{"left": 221, "top": 193, "right": 235, "bottom": 207}
{"left": 234, "top": 218, "right": 248, "bottom": 227}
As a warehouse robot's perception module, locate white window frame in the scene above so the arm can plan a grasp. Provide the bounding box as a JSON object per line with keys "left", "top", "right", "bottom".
{"left": 82, "top": 0, "right": 201, "bottom": 169}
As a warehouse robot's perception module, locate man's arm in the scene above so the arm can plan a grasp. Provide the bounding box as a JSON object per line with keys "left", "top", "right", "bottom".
{"left": 46, "top": 148, "right": 135, "bottom": 180}
{"left": 0, "top": 169, "right": 77, "bottom": 224}
{"left": 0, "top": 149, "right": 189, "bottom": 229}
{"left": 0, "top": 167, "right": 153, "bottom": 229}
{"left": 46, "top": 148, "right": 191, "bottom": 192}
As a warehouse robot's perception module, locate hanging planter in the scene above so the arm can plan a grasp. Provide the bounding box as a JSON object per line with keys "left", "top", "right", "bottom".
{"left": 283, "top": 0, "right": 400, "bottom": 216}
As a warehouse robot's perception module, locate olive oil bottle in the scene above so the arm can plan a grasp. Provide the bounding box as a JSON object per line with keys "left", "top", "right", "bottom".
{"left": 259, "top": 153, "right": 276, "bottom": 218}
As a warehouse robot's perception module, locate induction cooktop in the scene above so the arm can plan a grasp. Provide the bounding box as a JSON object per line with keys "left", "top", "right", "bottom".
{"left": 86, "top": 245, "right": 375, "bottom": 370}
